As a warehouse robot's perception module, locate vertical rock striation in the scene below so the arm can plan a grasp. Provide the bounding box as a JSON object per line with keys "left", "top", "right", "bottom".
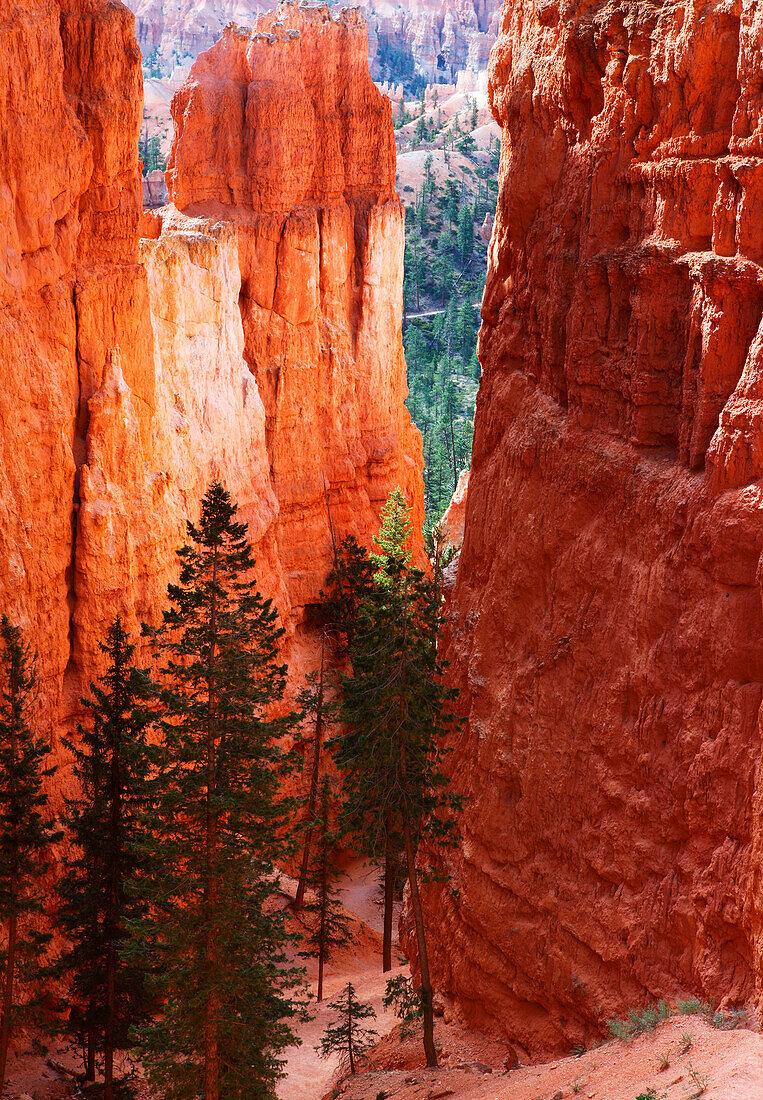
{"left": 423, "top": 0, "right": 763, "bottom": 1057}
{"left": 0, "top": 0, "right": 422, "bottom": 776}
{"left": 160, "top": 3, "right": 424, "bottom": 614}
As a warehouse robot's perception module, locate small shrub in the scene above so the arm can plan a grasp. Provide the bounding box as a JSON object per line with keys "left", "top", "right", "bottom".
{"left": 607, "top": 1002, "right": 670, "bottom": 1041}
{"left": 679, "top": 1032, "right": 693, "bottom": 1054}
{"left": 687, "top": 1062, "right": 708, "bottom": 1097}
{"left": 658, "top": 1049, "right": 670, "bottom": 1071}
{"left": 572, "top": 1078, "right": 584, "bottom": 1094}
{"left": 676, "top": 997, "right": 706, "bottom": 1017}
{"left": 636, "top": 1089, "right": 666, "bottom": 1100}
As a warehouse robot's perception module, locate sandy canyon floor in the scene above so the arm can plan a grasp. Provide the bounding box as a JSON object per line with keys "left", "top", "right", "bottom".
{"left": 5, "top": 865, "right": 763, "bottom": 1100}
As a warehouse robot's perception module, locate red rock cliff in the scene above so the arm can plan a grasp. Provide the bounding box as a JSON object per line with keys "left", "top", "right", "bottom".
{"left": 161, "top": 2, "right": 424, "bottom": 611}
{"left": 0, "top": 0, "right": 422, "bottom": 776}
{"left": 423, "top": 0, "right": 763, "bottom": 1058}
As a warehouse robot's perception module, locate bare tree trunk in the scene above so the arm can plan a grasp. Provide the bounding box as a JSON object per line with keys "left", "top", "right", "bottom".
{"left": 204, "top": 550, "right": 220, "bottom": 1100}
{"left": 104, "top": 691, "right": 122, "bottom": 1100}
{"left": 403, "top": 810, "right": 437, "bottom": 1068}
{"left": 317, "top": 794, "right": 328, "bottom": 1004}
{"left": 85, "top": 1017, "right": 95, "bottom": 1082}
{"left": 383, "top": 820, "right": 394, "bottom": 972}
{"left": 294, "top": 641, "right": 325, "bottom": 912}
{"left": 347, "top": 990, "right": 355, "bottom": 1076}
{"left": 0, "top": 905, "right": 17, "bottom": 1093}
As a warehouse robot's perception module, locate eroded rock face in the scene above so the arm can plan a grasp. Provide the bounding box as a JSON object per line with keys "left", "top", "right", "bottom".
{"left": 124, "top": 0, "right": 502, "bottom": 83}
{"left": 0, "top": 0, "right": 422, "bottom": 780}
{"left": 162, "top": 4, "right": 424, "bottom": 608}
{"left": 422, "top": 0, "right": 763, "bottom": 1058}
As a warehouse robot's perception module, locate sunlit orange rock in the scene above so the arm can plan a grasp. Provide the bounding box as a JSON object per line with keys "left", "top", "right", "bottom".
{"left": 0, "top": 0, "right": 423, "bottom": 781}
{"left": 162, "top": 3, "right": 425, "bottom": 609}
{"left": 421, "top": 0, "right": 763, "bottom": 1059}
{"left": 440, "top": 470, "right": 469, "bottom": 545}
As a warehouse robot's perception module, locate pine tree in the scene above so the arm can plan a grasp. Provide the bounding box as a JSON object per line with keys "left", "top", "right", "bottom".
{"left": 369, "top": 487, "right": 413, "bottom": 584}
{"left": 298, "top": 777, "right": 351, "bottom": 1002}
{"left": 293, "top": 640, "right": 332, "bottom": 912}
{"left": 128, "top": 483, "right": 304, "bottom": 1100}
{"left": 56, "top": 617, "right": 153, "bottom": 1097}
{"left": 457, "top": 205, "right": 473, "bottom": 266}
{"left": 0, "top": 617, "right": 60, "bottom": 1093}
{"left": 332, "top": 493, "right": 464, "bottom": 1068}
{"left": 317, "top": 983, "right": 377, "bottom": 1075}
{"left": 321, "top": 536, "right": 377, "bottom": 657}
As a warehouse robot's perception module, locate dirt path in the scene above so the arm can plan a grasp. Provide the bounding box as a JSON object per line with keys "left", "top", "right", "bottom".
{"left": 277, "top": 859, "right": 406, "bottom": 1100}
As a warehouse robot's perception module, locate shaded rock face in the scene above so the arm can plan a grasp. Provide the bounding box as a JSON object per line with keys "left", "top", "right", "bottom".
{"left": 422, "top": 0, "right": 763, "bottom": 1059}
{"left": 0, "top": 0, "right": 422, "bottom": 779}
{"left": 124, "top": 0, "right": 503, "bottom": 83}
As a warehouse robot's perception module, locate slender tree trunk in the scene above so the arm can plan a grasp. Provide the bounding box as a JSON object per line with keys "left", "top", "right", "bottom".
{"left": 449, "top": 406, "right": 458, "bottom": 491}
{"left": 347, "top": 992, "right": 355, "bottom": 1076}
{"left": 85, "top": 1017, "right": 95, "bottom": 1082}
{"left": 316, "top": 799, "right": 328, "bottom": 1004}
{"left": 402, "top": 810, "right": 437, "bottom": 1068}
{"left": 383, "top": 818, "right": 394, "bottom": 972}
{"left": 294, "top": 642, "right": 325, "bottom": 912}
{"left": 204, "top": 550, "right": 220, "bottom": 1100}
{"left": 0, "top": 717, "right": 17, "bottom": 1096}
{"left": 104, "top": 934, "right": 116, "bottom": 1099}
{"left": 104, "top": 688, "right": 122, "bottom": 1100}
{"left": 0, "top": 905, "right": 17, "bottom": 1092}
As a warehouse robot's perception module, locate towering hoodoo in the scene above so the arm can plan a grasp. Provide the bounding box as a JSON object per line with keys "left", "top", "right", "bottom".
{"left": 423, "top": 0, "right": 763, "bottom": 1056}
{"left": 161, "top": 2, "right": 424, "bottom": 612}
{"left": 0, "top": 0, "right": 422, "bottom": 764}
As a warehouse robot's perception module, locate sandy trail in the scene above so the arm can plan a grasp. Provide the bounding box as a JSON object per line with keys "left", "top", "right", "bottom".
{"left": 278, "top": 859, "right": 407, "bottom": 1100}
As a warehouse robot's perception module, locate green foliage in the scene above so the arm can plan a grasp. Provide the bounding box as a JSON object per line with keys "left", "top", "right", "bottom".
{"left": 55, "top": 617, "right": 154, "bottom": 1083}
{"left": 687, "top": 1062, "right": 708, "bottom": 1097}
{"left": 606, "top": 1002, "right": 671, "bottom": 1041}
{"left": 636, "top": 1089, "right": 665, "bottom": 1100}
{"left": 456, "top": 205, "right": 474, "bottom": 264}
{"left": 0, "top": 617, "right": 60, "bottom": 1086}
{"left": 139, "top": 127, "right": 166, "bottom": 175}
{"left": 317, "top": 982, "right": 377, "bottom": 1075}
{"left": 320, "top": 535, "right": 377, "bottom": 657}
{"left": 369, "top": 487, "right": 413, "bottom": 583}
{"left": 127, "top": 482, "right": 305, "bottom": 1100}
{"left": 383, "top": 975, "right": 423, "bottom": 1037}
{"left": 456, "top": 133, "right": 477, "bottom": 157}
{"left": 331, "top": 492, "right": 464, "bottom": 1066}
{"left": 332, "top": 498, "right": 463, "bottom": 865}
{"left": 404, "top": 308, "right": 477, "bottom": 528}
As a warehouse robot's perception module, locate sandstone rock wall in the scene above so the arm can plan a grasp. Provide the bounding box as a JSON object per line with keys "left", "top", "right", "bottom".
{"left": 0, "top": 0, "right": 422, "bottom": 782}
{"left": 423, "top": 0, "right": 763, "bottom": 1057}
{"left": 162, "top": 4, "right": 424, "bottom": 610}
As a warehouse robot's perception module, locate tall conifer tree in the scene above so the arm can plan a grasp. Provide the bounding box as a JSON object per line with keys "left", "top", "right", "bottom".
{"left": 333, "top": 492, "right": 463, "bottom": 1068}
{"left": 56, "top": 617, "right": 153, "bottom": 1096}
{"left": 0, "top": 617, "right": 59, "bottom": 1092}
{"left": 129, "top": 483, "right": 303, "bottom": 1100}
{"left": 298, "top": 777, "right": 350, "bottom": 1003}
